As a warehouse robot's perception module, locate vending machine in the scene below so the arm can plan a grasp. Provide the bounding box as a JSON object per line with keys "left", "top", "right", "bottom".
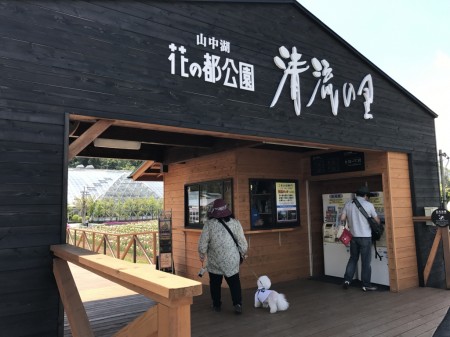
{"left": 322, "top": 193, "right": 354, "bottom": 278}
{"left": 322, "top": 191, "right": 389, "bottom": 285}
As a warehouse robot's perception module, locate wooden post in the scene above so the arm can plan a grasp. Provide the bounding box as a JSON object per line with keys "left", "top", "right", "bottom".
{"left": 440, "top": 227, "right": 450, "bottom": 289}
{"left": 53, "top": 258, "right": 94, "bottom": 337}
{"left": 117, "top": 235, "right": 121, "bottom": 259}
{"left": 422, "top": 226, "right": 450, "bottom": 288}
{"left": 157, "top": 302, "right": 192, "bottom": 337}
{"left": 414, "top": 216, "right": 450, "bottom": 288}
{"left": 423, "top": 229, "right": 441, "bottom": 285}
{"left": 153, "top": 232, "right": 157, "bottom": 265}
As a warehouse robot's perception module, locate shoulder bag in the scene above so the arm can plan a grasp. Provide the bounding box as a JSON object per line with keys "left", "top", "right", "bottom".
{"left": 352, "top": 198, "right": 385, "bottom": 260}
{"left": 218, "top": 219, "right": 244, "bottom": 264}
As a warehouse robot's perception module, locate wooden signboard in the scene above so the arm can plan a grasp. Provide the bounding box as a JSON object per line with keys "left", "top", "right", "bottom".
{"left": 158, "top": 210, "right": 174, "bottom": 273}
{"left": 311, "top": 151, "right": 365, "bottom": 176}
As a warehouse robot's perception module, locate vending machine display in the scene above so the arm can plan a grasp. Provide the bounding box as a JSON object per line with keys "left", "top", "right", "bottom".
{"left": 322, "top": 193, "right": 354, "bottom": 225}
{"left": 322, "top": 193, "right": 354, "bottom": 278}
{"left": 323, "top": 223, "right": 336, "bottom": 243}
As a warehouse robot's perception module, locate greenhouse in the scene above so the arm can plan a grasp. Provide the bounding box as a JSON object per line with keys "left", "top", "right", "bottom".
{"left": 68, "top": 167, "right": 164, "bottom": 223}
{"left": 68, "top": 167, "right": 163, "bottom": 205}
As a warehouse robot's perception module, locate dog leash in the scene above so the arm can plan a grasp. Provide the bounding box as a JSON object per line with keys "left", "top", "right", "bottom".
{"left": 243, "top": 258, "right": 259, "bottom": 280}
{"left": 241, "top": 252, "right": 259, "bottom": 280}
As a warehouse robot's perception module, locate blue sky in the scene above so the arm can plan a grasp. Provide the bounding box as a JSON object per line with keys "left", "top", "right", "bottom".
{"left": 297, "top": 0, "right": 450, "bottom": 154}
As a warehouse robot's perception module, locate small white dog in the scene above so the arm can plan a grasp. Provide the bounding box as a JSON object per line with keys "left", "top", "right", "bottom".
{"left": 254, "top": 275, "right": 289, "bottom": 313}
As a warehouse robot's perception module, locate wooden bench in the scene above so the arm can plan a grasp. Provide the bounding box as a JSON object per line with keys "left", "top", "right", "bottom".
{"left": 51, "top": 244, "right": 202, "bottom": 337}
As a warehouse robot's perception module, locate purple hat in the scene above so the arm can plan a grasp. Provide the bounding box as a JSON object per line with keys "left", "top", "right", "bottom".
{"left": 208, "top": 199, "right": 232, "bottom": 218}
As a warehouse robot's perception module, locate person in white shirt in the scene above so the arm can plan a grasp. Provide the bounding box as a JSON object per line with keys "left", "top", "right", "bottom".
{"left": 341, "top": 186, "right": 380, "bottom": 291}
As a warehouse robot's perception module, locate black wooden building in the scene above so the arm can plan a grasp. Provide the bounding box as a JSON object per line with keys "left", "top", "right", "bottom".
{"left": 0, "top": 1, "right": 442, "bottom": 336}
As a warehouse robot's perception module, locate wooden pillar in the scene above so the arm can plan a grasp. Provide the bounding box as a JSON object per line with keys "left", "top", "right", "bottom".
{"left": 157, "top": 302, "right": 192, "bottom": 337}
{"left": 441, "top": 227, "right": 450, "bottom": 289}
{"left": 53, "top": 259, "right": 94, "bottom": 337}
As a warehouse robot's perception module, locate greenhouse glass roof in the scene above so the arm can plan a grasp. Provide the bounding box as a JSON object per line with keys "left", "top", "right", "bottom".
{"left": 68, "top": 167, "right": 163, "bottom": 205}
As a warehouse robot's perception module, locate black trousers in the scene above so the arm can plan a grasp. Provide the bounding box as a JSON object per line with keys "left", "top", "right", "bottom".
{"left": 208, "top": 272, "right": 242, "bottom": 308}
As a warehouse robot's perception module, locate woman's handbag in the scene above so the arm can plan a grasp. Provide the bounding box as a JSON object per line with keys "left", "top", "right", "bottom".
{"left": 338, "top": 227, "right": 353, "bottom": 246}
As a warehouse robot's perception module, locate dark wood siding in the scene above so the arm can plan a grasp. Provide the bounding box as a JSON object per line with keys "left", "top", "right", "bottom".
{"left": 0, "top": 2, "right": 436, "bottom": 145}
{"left": 0, "top": 1, "right": 439, "bottom": 150}
{"left": 0, "top": 1, "right": 442, "bottom": 335}
{"left": 0, "top": 108, "right": 65, "bottom": 335}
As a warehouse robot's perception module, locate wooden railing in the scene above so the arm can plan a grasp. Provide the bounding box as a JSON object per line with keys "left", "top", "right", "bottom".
{"left": 413, "top": 216, "right": 450, "bottom": 288}
{"left": 51, "top": 244, "right": 202, "bottom": 337}
{"left": 66, "top": 227, "right": 158, "bottom": 264}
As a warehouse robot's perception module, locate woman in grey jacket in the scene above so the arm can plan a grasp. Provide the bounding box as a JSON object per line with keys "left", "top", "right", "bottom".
{"left": 198, "top": 199, "right": 248, "bottom": 314}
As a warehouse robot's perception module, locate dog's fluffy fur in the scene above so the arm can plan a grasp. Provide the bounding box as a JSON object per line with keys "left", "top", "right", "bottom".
{"left": 254, "top": 275, "right": 289, "bottom": 313}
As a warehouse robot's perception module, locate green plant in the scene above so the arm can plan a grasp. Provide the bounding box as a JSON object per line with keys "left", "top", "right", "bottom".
{"left": 71, "top": 214, "right": 82, "bottom": 222}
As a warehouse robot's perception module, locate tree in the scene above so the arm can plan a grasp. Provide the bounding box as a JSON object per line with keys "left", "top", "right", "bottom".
{"left": 68, "top": 194, "right": 164, "bottom": 223}
{"left": 69, "top": 158, "right": 143, "bottom": 170}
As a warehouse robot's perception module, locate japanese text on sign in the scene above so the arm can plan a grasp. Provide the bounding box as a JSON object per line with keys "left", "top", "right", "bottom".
{"left": 168, "top": 33, "right": 255, "bottom": 91}
{"left": 276, "top": 182, "right": 297, "bottom": 206}
{"left": 270, "top": 46, "right": 374, "bottom": 119}
{"left": 168, "top": 35, "right": 375, "bottom": 120}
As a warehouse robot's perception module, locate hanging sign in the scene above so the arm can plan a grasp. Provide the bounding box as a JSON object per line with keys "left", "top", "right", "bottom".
{"left": 311, "top": 151, "right": 365, "bottom": 176}
{"left": 431, "top": 208, "right": 450, "bottom": 227}
{"left": 158, "top": 211, "right": 173, "bottom": 271}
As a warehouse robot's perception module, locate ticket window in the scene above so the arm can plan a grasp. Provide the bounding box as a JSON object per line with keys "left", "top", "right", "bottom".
{"left": 249, "top": 179, "right": 300, "bottom": 229}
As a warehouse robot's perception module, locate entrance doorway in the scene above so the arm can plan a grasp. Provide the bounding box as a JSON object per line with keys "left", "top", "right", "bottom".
{"left": 308, "top": 175, "right": 383, "bottom": 277}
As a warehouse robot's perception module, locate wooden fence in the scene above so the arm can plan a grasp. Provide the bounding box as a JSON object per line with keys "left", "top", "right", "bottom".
{"left": 66, "top": 227, "right": 158, "bottom": 265}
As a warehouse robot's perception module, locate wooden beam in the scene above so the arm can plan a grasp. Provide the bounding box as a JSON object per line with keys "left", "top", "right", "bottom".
{"left": 130, "top": 160, "right": 156, "bottom": 181}
{"left": 53, "top": 258, "right": 94, "bottom": 337}
{"left": 412, "top": 216, "right": 432, "bottom": 222}
{"left": 423, "top": 229, "right": 442, "bottom": 285}
{"left": 68, "top": 119, "right": 114, "bottom": 160}
{"left": 113, "top": 306, "right": 158, "bottom": 337}
{"left": 51, "top": 245, "right": 202, "bottom": 305}
{"left": 441, "top": 227, "right": 450, "bottom": 289}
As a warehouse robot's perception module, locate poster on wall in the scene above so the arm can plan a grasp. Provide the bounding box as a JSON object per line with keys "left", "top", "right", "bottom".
{"left": 276, "top": 182, "right": 297, "bottom": 222}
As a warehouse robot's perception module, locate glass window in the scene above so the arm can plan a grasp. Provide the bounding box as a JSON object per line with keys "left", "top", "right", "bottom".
{"left": 250, "top": 179, "right": 299, "bottom": 229}
{"left": 185, "top": 179, "right": 233, "bottom": 228}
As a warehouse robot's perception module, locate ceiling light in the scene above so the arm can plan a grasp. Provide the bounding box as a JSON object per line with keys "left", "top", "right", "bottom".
{"left": 93, "top": 138, "right": 141, "bottom": 150}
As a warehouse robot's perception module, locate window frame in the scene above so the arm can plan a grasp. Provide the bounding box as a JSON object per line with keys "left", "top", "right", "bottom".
{"left": 184, "top": 178, "right": 233, "bottom": 228}
{"left": 249, "top": 178, "right": 300, "bottom": 230}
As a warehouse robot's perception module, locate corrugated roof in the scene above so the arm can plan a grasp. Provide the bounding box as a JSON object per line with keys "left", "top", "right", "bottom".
{"left": 67, "top": 168, "right": 163, "bottom": 205}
